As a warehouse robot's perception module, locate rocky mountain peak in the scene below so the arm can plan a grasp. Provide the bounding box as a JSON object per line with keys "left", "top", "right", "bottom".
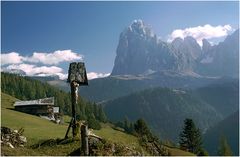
{"left": 111, "top": 20, "right": 176, "bottom": 75}
{"left": 131, "top": 19, "right": 144, "bottom": 30}
{"left": 171, "top": 37, "right": 184, "bottom": 50}
{"left": 123, "top": 19, "right": 154, "bottom": 39}
{"left": 202, "top": 39, "right": 211, "bottom": 53}
{"left": 183, "top": 36, "right": 200, "bottom": 48}
{"left": 223, "top": 29, "right": 239, "bottom": 46}
{"left": 184, "top": 36, "right": 196, "bottom": 42}
{"left": 183, "top": 36, "right": 202, "bottom": 59}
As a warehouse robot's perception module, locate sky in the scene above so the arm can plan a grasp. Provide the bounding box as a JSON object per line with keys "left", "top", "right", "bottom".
{"left": 1, "top": 1, "right": 239, "bottom": 80}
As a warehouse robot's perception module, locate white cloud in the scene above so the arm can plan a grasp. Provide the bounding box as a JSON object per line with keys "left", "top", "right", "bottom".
{"left": 24, "top": 50, "right": 83, "bottom": 65}
{"left": 1, "top": 52, "right": 23, "bottom": 65}
{"left": 1, "top": 50, "right": 83, "bottom": 66}
{"left": 55, "top": 73, "right": 68, "bottom": 80}
{"left": 87, "top": 72, "right": 110, "bottom": 80}
{"left": 1, "top": 50, "right": 84, "bottom": 80}
{"left": 168, "top": 24, "right": 233, "bottom": 46}
{"left": 1, "top": 50, "right": 109, "bottom": 81}
{"left": 3, "top": 63, "right": 110, "bottom": 81}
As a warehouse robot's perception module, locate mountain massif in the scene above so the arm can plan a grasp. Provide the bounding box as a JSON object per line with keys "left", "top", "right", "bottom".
{"left": 79, "top": 20, "right": 239, "bottom": 104}
{"left": 112, "top": 20, "right": 239, "bottom": 78}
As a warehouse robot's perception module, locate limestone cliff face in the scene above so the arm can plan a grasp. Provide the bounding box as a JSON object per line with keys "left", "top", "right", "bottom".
{"left": 111, "top": 20, "right": 239, "bottom": 78}
{"left": 196, "top": 29, "right": 239, "bottom": 77}
{"left": 111, "top": 20, "right": 177, "bottom": 75}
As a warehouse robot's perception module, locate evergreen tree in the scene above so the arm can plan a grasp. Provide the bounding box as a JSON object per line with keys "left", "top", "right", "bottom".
{"left": 124, "top": 117, "right": 130, "bottom": 132}
{"left": 115, "top": 121, "right": 124, "bottom": 129}
{"left": 129, "top": 122, "right": 135, "bottom": 134}
{"left": 98, "top": 104, "right": 107, "bottom": 122}
{"left": 93, "top": 103, "right": 98, "bottom": 118}
{"left": 217, "top": 136, "right": 233, "bottom": 156}
{"left": 87, "top": 114, "right": 101, "bottom": 130}
{"left": 179, "top": 118, "right": 203, "bottom": 155}
{"left": 134, "top": 118, "right": 152, "bottom": 139}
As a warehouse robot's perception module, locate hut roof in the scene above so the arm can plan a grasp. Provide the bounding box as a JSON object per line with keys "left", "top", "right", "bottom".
{"left": 14, "top": 97, "right": 54, "bottom": 107}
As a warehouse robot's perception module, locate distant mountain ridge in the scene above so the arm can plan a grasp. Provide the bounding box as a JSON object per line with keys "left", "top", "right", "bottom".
{"left": 112, "top": 20, "right": 239, "bottom": 78}
{"left": 80, "top": 72, "right": 232, "bottom": 103}
{"left": 1, "top": 69, "right": 26, "bottom": 75}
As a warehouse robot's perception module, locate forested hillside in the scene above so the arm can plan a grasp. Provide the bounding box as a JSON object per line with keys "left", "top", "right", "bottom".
{"left": 203, "top": 111, "right": 239, "bottom": 156}
{"left": 104, "top": 87, "right": 222, "bottom": 141}
{"left": 194, "top": 81, "right": 239, "bottom": 118}
{"left": 1, "top": 72, "right": 107, "bottom": 129}
{"left": 79, "top": 73, "right": 235, "bottom": 103}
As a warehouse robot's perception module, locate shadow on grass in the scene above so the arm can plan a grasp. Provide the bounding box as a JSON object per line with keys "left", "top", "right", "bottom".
{"left": 31, "top": 138, "right": 78, "bottom": 149}
{"left": 7, "top": 108, "right": 38, "bottom": 116}
{"left": 7, "top": 108, "right": 16, "bottom": 110}
{"left": 68, "top": 148, "right": 81, "bottom": 156}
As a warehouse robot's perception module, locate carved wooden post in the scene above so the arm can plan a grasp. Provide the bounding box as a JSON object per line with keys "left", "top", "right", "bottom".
{"left": 81, "top": 124, "right": 89, "bottom": 155}
{"left": 71, "top": 81, "right": 79, "bottom": 137}
{"left": 65, "top": 62, "right": 88, "bottom": 139}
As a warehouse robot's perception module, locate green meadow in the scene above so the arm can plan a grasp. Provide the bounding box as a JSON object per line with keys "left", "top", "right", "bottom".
{"left": 1, "top": 92, "right": 194, "bottom": 156}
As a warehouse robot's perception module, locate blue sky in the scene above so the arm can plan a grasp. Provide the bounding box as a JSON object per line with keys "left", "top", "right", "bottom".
{"left": 1, "top": 1, "right": 239, "bottom": 79}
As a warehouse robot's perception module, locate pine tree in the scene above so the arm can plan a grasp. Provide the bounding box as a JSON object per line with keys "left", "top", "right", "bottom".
{"left": 87, "top": 113, "right": 101, "bottom": 130}
{"left": 124, "top": 117, "right": 130, "bottom": 132}
{"left": 179, "top": 118, "right": 203, "bottom": 155}
{"left": 93, "top": 103, "right": 98, "bottom": 119}
{"left": 217, "top": 136, "right": 233, "bottom": 156}
{"left": 129, "top": 122, "right": 135, "bottom": 134}
{"left": 98, "top": 104, "right": 107, "bottom": 122}
{"left": 134, "top": 118, "right": 152, "bottom": 139}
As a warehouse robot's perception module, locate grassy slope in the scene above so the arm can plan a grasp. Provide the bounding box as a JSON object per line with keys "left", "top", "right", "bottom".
{"left": 1, "top": 92, "right": 68, "bottom": 144}
{"left": 94, "top": 123, "right": 139, "bottom": 146}
{"left": 93, "top": 123, "right": 194, "bottom": 156}
{"left": 1, "top": 140, "right": 80, "bottom": 156}
{"left": 1, "top": 92, "right": 194, "bottom": 156}
{"left": 167, "top": 146, "right": 195, "bottom": 156}
{"left": 93, "top": 123, "right": 146, "bottom": 154}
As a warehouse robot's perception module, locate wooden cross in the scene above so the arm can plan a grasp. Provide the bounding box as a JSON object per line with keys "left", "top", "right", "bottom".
{"left": 65, "top": 62, "right": 88, "bottom": 138}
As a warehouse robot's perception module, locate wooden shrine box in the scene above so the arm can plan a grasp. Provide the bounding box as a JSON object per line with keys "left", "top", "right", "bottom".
{"left": 67, "top": 62, "right": 88, "bottom": 85}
